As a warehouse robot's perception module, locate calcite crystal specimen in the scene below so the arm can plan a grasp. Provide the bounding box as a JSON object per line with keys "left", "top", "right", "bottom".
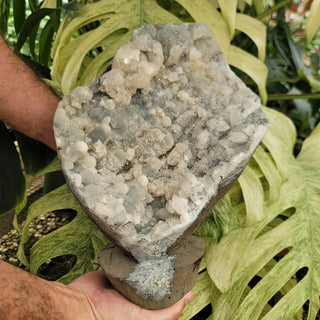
{"left": 53, "top": 23, "right": 269, "bottom": 309}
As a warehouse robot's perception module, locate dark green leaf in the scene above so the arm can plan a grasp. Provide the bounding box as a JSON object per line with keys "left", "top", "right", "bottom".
{"left": 28, "top": 22, "right": 40, "bottom": 61}
{"left": 13, "top": 0, "right": 26, "bottom": 35}
{"left": 0, "top": 122, "right": 26, "bottom": 215}
{"left": 14, "top": 8, "right": 56, "bottom": 54}
{"left": 19, "top": 54, "right": 51, "bottom": 79}
{"left": 288, "top": 37, "right": 305, "bottom": 73}
{"left": 28, "top": 0, "right": 39, "bottom": 12}
{"left": 272, "top": 29, "right": 296, "bottom": 74}
{"left": 0, "top": 0, "right": 10, "bottom": 35}
{"left": 39, "top": 19, "right": 55, "bottom": 66}
{"left": 50, "top": 8, "right": 62, "bottom": 33}
{"left": 15, "top": 132, "right": 57, "bottom": 176}
{"left": 43, "top": 171, "right": 65, "bottom": 195}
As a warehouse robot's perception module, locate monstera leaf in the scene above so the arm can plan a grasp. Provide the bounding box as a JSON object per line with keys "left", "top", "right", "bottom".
{"left": 17, "top": 183, "right": 108, "bottom": 283}
{"left": 50, "top": 0, "right": 267, "bottom": 102}
{"left": 181, "top": 107, "right": 320, "bottom": 319}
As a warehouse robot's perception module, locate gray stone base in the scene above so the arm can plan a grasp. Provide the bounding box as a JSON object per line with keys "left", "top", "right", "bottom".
{"left": 98, "top": 236, "right": 205, "bottom": 309}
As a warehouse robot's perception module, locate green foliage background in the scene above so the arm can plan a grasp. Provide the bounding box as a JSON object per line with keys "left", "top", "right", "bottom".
{"left": 1, "top": 0, "right": 320, "bottom": 319}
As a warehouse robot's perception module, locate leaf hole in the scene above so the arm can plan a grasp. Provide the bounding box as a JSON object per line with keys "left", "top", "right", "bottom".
{"left": 295, "top": 267, "right": 308, "bottom": 284}
{"left": 198, "top": 268, "right": 206, "bottom": 274}
{"left": 78, "top": 18, "right": 110, "bottom": 37}
{"left": 248, "top": 275, "right": 262, "bottom": 289}
{"left": 273, "top": 246, "right": 292, "bottom": 262}
{"left": 299, "top": 299, "right": 320, "bottom": 319}
{"left": 257, "top": 207, "right": 296, "bottom": 237}
{"left": 24, "top": 210, "right": 77, "bottom": 260}
{"left": 155, "top": 0, "right": 194, "bottom": 22}
{"left": 246, "top": 247, "right": 293, "bottom": 307}
{"left": 302, "top": 300, "right": 310, "bottom": 319}
{"left": 267, "top": 290, "right": 284, "bottom": 307}
{"left": 192, "top": 303, "right": 212, "bottom": 320}
{"left": 280, "top": 207, "right": 296, "bottom": 218}
{"left": 259, "top": 142, "right": 278, "bottom": 169}
{"left": 37, "top": 254, "right": 77, "bottom": 281}
{"left": 266, "top": 266, "right": 308, "bottom": 311}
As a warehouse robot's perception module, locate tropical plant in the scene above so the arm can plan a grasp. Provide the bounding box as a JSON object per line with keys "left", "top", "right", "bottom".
{"left": 265, "top": 2, "right": 320, "bottom": 142}
{"left": 1, "top": 0, "right": 320, "bottom": 319}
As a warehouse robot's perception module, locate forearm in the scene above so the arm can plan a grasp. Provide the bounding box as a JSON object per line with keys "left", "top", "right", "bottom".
{"left": 0, "top": 36, "right": 59, "bottom": 150}
{"left": 0, "top": 260, "right": 98, "bottom": 320}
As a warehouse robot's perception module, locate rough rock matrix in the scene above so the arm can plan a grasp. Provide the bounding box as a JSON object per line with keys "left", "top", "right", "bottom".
{"left": 54, "top": 23, "right": 269, "bottom": 305}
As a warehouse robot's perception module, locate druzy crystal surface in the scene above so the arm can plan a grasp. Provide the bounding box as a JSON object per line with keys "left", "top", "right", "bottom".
{"left": 54, "top": 23, "right": 268, "bottom": 300}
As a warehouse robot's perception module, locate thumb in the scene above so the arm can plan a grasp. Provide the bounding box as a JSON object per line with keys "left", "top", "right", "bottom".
{"left": 140, "top": 292, "right": 194, "bottom": 320}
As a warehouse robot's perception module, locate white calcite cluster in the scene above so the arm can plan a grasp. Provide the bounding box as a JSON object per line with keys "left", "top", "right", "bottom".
{"left": 54, "top": 24, "right": 268, "bottom": 296}
{"left": 126, "top": 255, "right": 175, "bottom": 301}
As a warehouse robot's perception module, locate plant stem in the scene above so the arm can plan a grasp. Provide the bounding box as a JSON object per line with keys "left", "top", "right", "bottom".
{"left": 267, "top": 93, "right": 320, "bottom": 101}
{"left": 267, "top": 76, "right": 301, "bottom": 84}
{"left": 243, "top": 76, "right": 301, "bottom": 86}
{"left": 256, "top": 0, "right": 293, "bottom": 21}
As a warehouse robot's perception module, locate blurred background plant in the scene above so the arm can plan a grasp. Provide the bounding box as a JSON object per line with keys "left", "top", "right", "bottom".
{"left": 263, "top": 0, "right": 320, "bottom": 147}
{"left": 0, "top": 1, "right": 320, "bottom": 319}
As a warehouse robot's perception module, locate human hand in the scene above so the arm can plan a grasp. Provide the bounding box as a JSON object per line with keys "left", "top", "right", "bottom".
{"left": 68, "top": 270, "right": 194, "bottom": 320}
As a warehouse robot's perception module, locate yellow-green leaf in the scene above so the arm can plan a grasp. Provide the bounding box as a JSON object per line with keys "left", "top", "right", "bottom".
{"left": 305, "top": 0, "right": 320, "bottom": 44}
{"left": 252, "top": 0, "right": 265, "bottom": 14}
{"left": 40, "top": 0, "right": 57, "bottom": 9}
{"left": 176, "top": 0, "right": 230, "bottom": 53}
{"left": 217, "top": 0, "right": 238, "bottom": 37}
{"left": 180, "top": 272, "right": 213, "bottom": 319}
{"left": 238, "top": 165, "right": 264, "bottom": 224}
{"left": 227, "top": 45, "right": 268, "bottom": 104}
{"left": 235, "top": 13, "right": 266, "bottom": 61}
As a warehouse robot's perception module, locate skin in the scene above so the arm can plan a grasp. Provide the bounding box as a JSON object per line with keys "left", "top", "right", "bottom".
{"left": 0, "top": 36, "right": 58, "bottom": 150}
{"left": 0, "top": 36, "right": 194, "bottom": 319}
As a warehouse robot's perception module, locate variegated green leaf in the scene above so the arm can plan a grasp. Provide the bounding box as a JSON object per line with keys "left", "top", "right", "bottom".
{"left": 17, "top": 184, "right": 108, "bottom": 283}
{"left": 204, "top": 108, "right": 320, "bottom": 319}
{"left": 180, "top": 271, "right": 213, "bottom": 320}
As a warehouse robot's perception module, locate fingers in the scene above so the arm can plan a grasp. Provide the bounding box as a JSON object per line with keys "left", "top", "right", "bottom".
{"left": 140, "top": 292, "right": 194, "bottom": 320}
{"left": 69, "top": 271, "right": 194, "bottom": 320}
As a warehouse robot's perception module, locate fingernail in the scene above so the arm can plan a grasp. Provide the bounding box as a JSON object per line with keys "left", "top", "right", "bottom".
{"left": 184, "top": 292, "right": 194, "bottom": 305}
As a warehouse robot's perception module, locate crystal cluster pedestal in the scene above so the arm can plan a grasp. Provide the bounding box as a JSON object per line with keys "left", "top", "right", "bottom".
{"left": 53, "top": 23, "right": 268, "bottom": 309}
